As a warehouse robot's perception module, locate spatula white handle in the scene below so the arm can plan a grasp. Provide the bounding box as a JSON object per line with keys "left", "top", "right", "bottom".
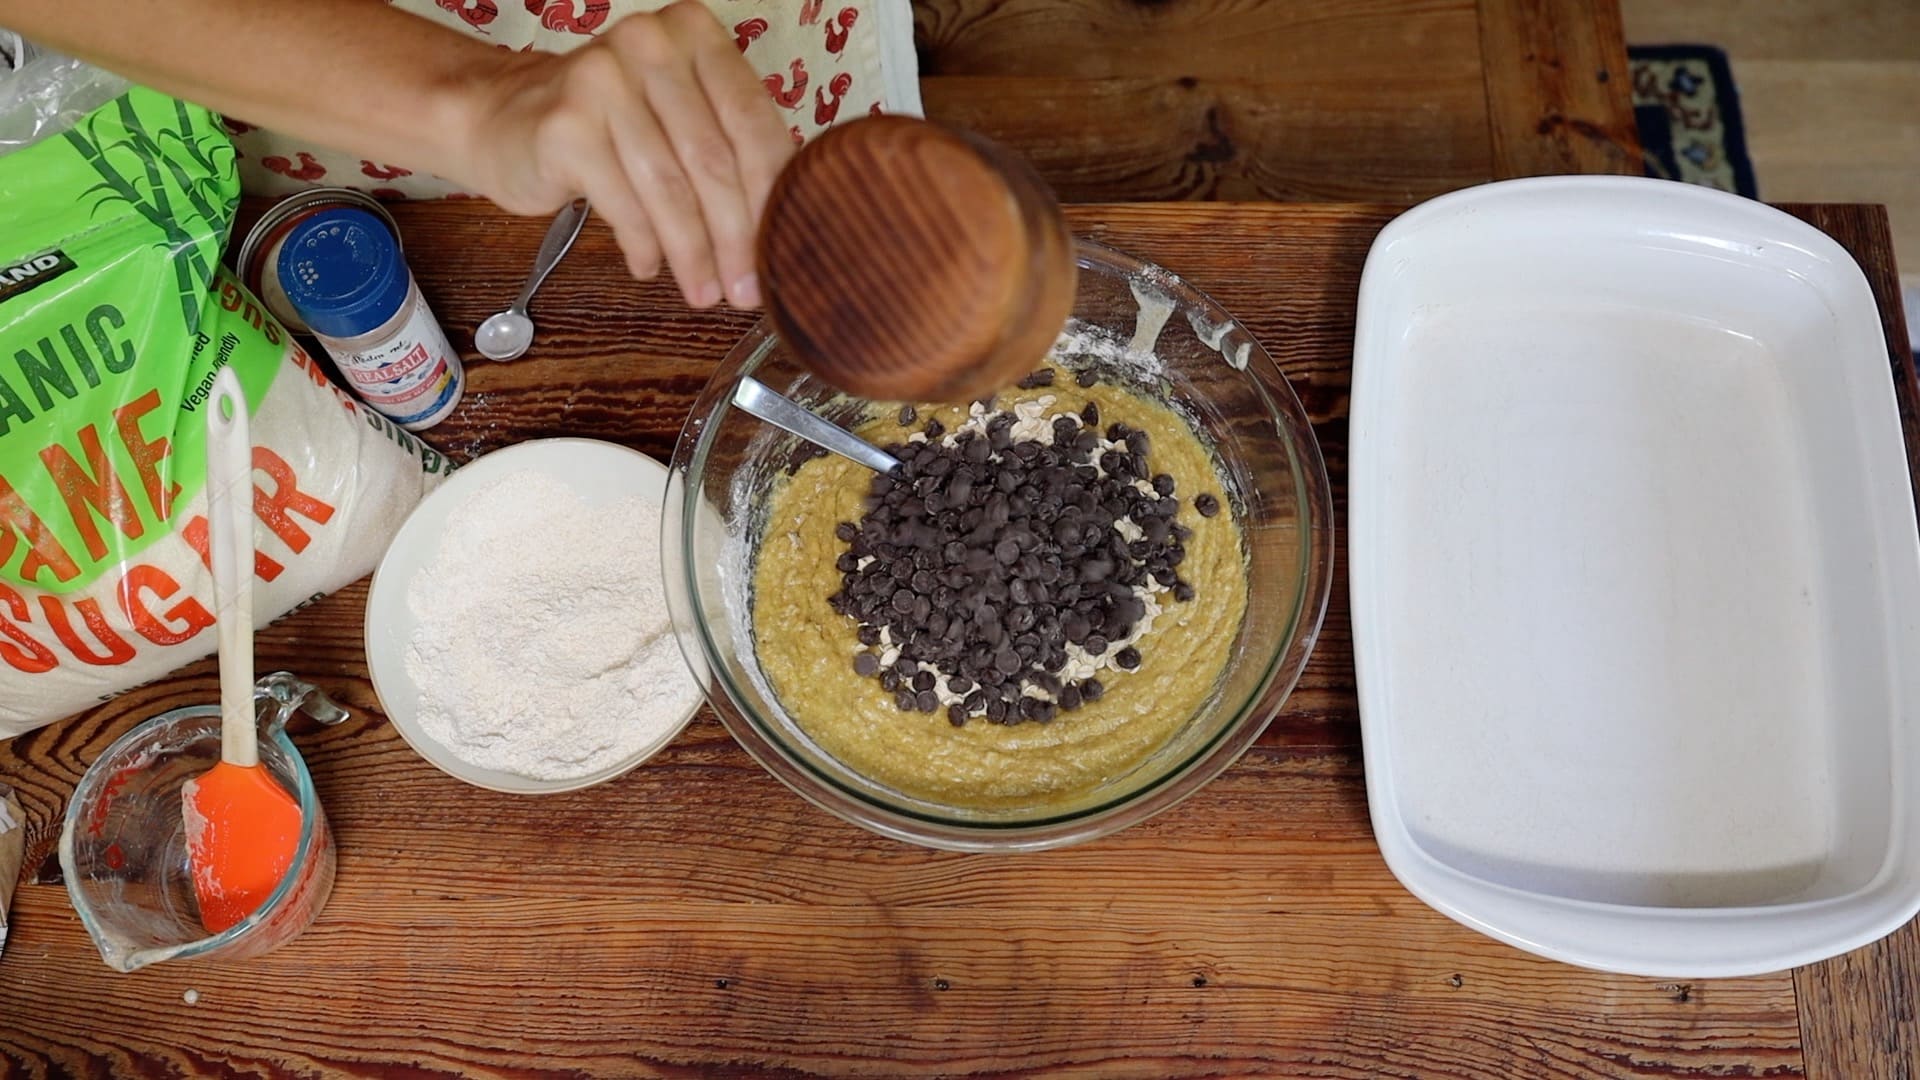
{"left": 206, "top": 368, "right": 256, "bottom": 768}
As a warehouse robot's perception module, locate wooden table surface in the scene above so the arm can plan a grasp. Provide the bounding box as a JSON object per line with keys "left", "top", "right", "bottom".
{"left": 1, "top": 198, "right": 1914, "bottom": 1078}
{"left": 917, "top": 0, "right": 1643, "bottom": 202}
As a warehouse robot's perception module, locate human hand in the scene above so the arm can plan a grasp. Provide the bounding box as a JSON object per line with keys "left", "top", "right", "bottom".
{"left": 455, "top": 1, "right": 793, "bottom": 308}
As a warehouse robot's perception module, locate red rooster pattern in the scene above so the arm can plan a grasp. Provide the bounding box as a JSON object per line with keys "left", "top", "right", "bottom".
{"left": 527, "top": 0, "right": 608, "bottom": 33}
{"left": 733, "top": 16, "right": 768, "bottom": 52}
{"left": 763, "top": 58, "right": 809, "bottom": 111}
{"left": 261, "top": 151, "right": 327, "bottom": 181}
{"left": 815, "top": 72, "right": 852, "bottom": 125}
{"left": 436, "top": 0, "right": 498, "bottom": 30}
{"left": 241, "top": 1, "right": 893, "bottom": 197}
{"left": 825, "top": 7, "right": 856, "bottom": 54}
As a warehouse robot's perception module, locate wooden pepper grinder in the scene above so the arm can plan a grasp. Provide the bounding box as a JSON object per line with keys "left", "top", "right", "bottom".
{"left": 755, "top": 116, "right": 1077, "bottom": 403}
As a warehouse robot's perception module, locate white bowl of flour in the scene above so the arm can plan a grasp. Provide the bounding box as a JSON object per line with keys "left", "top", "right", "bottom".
{"left": 365, "top": 439, "right": 704, "bottom": 794}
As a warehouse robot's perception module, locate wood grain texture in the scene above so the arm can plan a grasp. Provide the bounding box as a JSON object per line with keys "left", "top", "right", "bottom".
{"left": 914, "top": 0, "right": 1640, "bottom": 201}
{"left": 914, "top": 0, "right": 1500, "bottom": 203}
{"left": 1620, "top": 0, "right": 1920, "bottom": 63}
{"left": 14, "top": 199, "right": 1918, "bottom": 1077}
{"left": 920, "top": 74, "right": 1497, "bottom": 204}
{"left": 758, "top": 116, "right": 1076, "bottom": 401}
{"left": 1478, "top": 0, "right": 1642, "bottom": 177}
{"left": 1780, "top": 203, "right": 1920, "bottom": 1080}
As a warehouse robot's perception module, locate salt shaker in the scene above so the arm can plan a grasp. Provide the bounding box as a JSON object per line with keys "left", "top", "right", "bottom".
{"left": 278, "top": 208, "right": 464, "bottom": 431}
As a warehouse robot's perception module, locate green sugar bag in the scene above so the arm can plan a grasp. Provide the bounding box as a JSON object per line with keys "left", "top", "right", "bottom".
{"left": 0, "top": 79, "right": 450, "bottom": 735}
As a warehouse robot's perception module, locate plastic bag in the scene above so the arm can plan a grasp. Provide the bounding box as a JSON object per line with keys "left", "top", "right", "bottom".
{"left": 0, "top": 31, "right": 129, "bottom": 152}
{"left": 0, "top": 66, "right": 451, "bottom": 735}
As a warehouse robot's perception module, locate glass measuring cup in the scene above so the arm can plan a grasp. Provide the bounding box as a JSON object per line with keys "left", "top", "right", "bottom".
{"left": 59, "top": 672, "right": 346, "bottom": 972}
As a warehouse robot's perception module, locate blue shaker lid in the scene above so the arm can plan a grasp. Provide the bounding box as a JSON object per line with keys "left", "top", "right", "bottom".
{"left": 276, "top": 208, "right": 408, "bottom": 339}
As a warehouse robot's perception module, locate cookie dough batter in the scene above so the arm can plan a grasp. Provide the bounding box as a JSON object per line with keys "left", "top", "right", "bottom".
{"left": 751, "top": 375, "right": 1248, "bottom": 811}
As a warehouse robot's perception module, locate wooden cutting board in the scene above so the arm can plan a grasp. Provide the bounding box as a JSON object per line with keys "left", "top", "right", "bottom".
{"left": 0, "top": 200, "right": 1911, "bottom": 1079}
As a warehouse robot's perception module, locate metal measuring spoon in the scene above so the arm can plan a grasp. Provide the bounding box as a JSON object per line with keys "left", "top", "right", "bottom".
{"left": 732, "top": 376, "right": 901, "bottom": 474}
{"left": 474, "top": 198, "right": 590, "bottom": 362}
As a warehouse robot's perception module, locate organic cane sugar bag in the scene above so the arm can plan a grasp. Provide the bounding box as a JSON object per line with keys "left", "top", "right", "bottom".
{"left": 0, "top": 85, "right": 450, "bottom": 735}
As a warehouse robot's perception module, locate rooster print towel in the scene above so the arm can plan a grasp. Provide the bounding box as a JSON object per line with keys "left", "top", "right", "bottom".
{"left": 232, "top": 0, "right": 920, "bottom": 198}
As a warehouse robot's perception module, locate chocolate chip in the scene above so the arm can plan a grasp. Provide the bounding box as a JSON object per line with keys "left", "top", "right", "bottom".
{"left": 1194, "top": 493, "right": 1220, "bottom": 517}
{"left": 1081, "top": 402, "right": 1100, "bottom": 427}
{"left": 833, "top": 398, "right": 1199, "bottom": 725}
{"left": 925, "top": 418, "right": 946, "bottom": 440}
{"left": 948, "top": 704, "right": 969, "bottom": 726}
{"left": 895, "top": 689, "right": 916, "bottom": 712}
{"left": 1059, "top": 684, "right": 1083, "bottom": 710}
{"left": 1082, "top": 678, "right": 1104, "bottom": 701}
{"left": 1017, "top": 369, "right": 1056, "bottom": 388}
{"left": 898, "top": 404, "right": 917, "bottom": 426}
{"left": 916, "top": 689, "right": 939, "bottom": 713}
{"left": 836, "top": 521, "right": 859, "bottom": 543}
{"left": 1173, "top": 580, "right": 1195, "bottom": 602}
{"left": 1075, "top": 370, "right": 1099, "bottom": 388}
{"left": 1115, "top": 646, "right": 1141, "bottom": 670}
{"left": 853, "top": 652, "right": 879, "bottom": 677}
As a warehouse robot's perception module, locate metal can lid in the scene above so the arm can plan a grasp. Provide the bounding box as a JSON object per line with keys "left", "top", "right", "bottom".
{"left": 277, "top": 208, "right": 409, "bottom": 340}
{"left": 237, "top": 188, "right": 402, "bottom": 334}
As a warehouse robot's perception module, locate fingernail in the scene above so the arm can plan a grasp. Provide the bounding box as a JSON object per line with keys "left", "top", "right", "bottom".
{"left": 694, "top": 280, "right": 723, "bottom": 308}
{"left": 730, "top": 273, "right": 761, "bottom": 308}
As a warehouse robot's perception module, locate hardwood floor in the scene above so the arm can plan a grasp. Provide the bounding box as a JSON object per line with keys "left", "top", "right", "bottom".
{"left": 1621, "top": 0, "right": 1920, "bottom": 292}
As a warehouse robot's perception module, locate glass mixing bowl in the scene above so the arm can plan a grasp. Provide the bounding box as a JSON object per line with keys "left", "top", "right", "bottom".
{"left": 664, "top": 240, "right": 1333, "bottom": 851}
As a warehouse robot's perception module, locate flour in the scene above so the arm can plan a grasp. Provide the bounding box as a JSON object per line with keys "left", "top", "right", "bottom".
{"left": 1127, "top": 278, "right": 1176, "bottom": 357}
{"left": 404, "top": 470, "right": 699, "bottom": 781}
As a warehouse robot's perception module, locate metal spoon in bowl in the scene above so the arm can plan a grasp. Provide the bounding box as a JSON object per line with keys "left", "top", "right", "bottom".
{"left": 732, "top": 376, "right": 900, "bottom": 474}
{"left": 474, "top": 198, "right": 591, "bottom": 362}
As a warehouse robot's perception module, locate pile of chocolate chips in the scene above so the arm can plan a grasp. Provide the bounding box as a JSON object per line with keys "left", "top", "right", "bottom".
{"left": 827, "top": 392, "right": 1216, "bottom": 726}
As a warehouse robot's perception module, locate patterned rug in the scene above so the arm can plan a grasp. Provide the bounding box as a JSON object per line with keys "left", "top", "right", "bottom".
{"left": 1629, "top": 44, "right": 1757, "bottom": 198}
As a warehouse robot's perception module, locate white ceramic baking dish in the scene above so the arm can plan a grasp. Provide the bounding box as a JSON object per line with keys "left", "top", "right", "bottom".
{"left": 1349, "top": 176, "right": 1920, "bottom": 977}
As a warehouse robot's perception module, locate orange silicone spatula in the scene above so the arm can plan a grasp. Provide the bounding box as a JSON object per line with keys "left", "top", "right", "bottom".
{"left": 182, "top": 367, "right": 302, "bottom": 935}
